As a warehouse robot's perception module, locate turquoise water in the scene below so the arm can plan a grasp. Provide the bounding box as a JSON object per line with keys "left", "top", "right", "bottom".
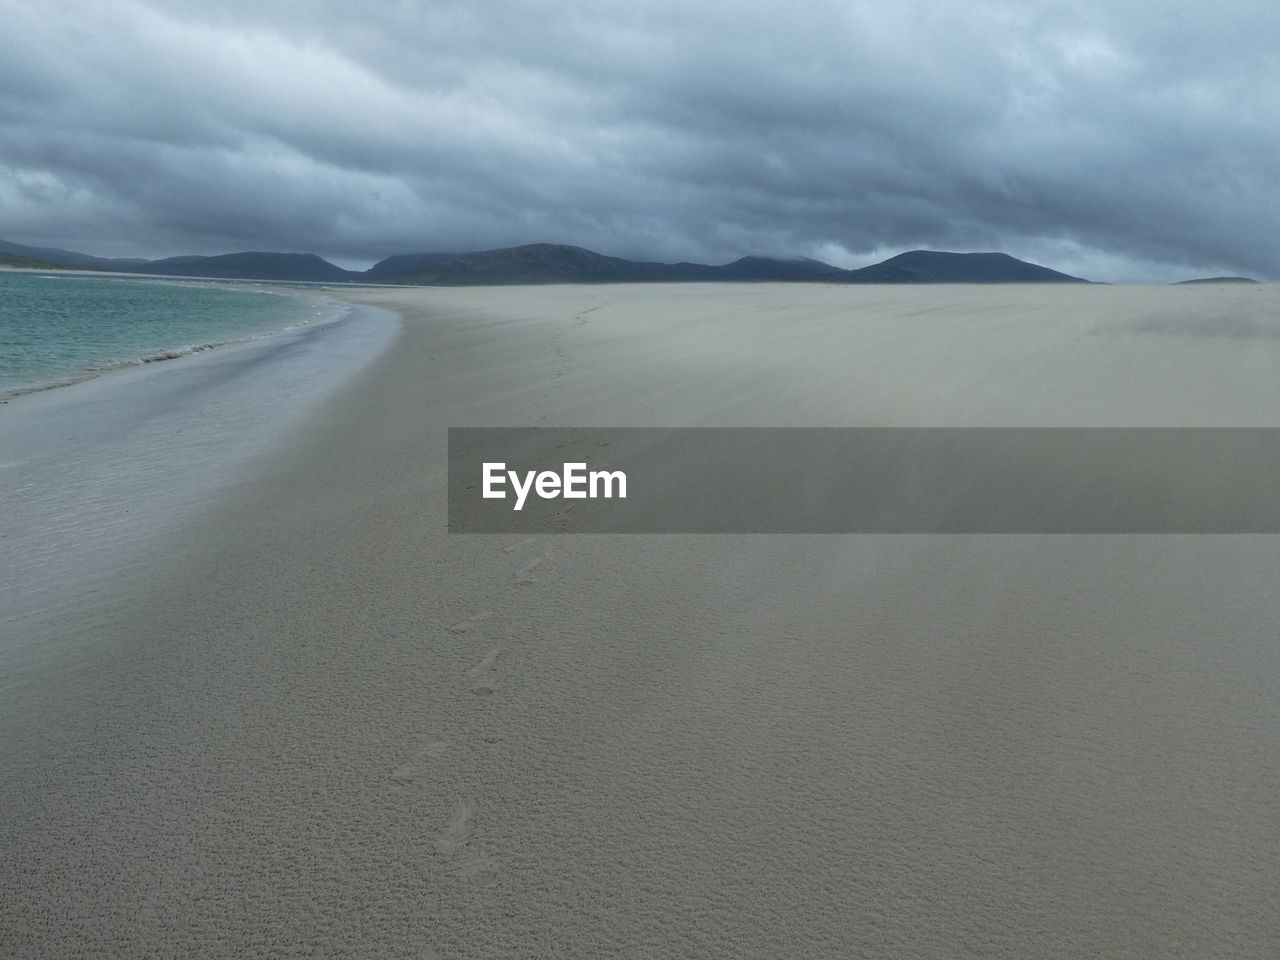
{"left": 0, "top": 272, "right": 325, "bottom": 397}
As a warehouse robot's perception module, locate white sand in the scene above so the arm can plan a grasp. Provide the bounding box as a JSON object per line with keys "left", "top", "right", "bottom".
{"left": 3, "top": 282, "right": 1280, "bottom": 957}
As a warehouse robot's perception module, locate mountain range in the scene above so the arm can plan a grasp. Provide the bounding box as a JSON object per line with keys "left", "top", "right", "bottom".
{"left": 1, "top": 237, "right": 1097, "bottom": 285}
{"left": 3, "top": 237, "right": 1267, "bottom": 285}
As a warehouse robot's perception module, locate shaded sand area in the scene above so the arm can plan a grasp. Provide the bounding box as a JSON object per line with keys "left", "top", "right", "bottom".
{"left": 4, "top": 283, "right": 1280, "bottom": 957}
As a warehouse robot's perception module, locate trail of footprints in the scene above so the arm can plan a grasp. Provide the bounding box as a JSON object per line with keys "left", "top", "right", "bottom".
{"left": 539, "top": 299, "right": 604, "bottom": 417}
{"left": 389, "top": 537, "right": 555, "bottom": 892}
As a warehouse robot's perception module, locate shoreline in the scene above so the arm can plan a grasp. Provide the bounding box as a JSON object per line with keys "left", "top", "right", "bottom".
{"left": 0, "top": 297, "right": 400, "bottom": 681}
{"left": 0, "top": 274, "right": 362, "bottom": 402}
{"left": 4, "top": 283, "right": 1280, "bottom": 957}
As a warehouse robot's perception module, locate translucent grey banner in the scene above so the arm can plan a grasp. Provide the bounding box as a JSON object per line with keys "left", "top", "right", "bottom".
{"left": 448, "top": 428, "right": 1280, "bottom": 533}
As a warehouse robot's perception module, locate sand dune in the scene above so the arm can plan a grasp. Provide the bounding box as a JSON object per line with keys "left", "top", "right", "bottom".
{"left": 3, "top": 283, "right": 1280, "bottom": 958}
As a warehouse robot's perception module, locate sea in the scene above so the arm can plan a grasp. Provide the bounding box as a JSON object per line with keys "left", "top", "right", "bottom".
{"left": 0, "top": 271, "right": 335, "bottom": 397}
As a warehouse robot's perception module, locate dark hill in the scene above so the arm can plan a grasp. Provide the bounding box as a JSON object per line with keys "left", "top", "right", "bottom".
{"left": 0, "top": 239, "right": 356, "bottom": 281}
{"left": 840, "top": 250, "right": 1087, "bottom": 284}
{"left": 713, "top": 256, "right": 838, "bottom": 280}
{"left": 1174, "top": 276, "right": 1259, "bottom": 285}
{"left": 0, "top": 253, "right": 71, "bottom": 270}
{"left": 385, "top": 243, "right": 719, "bottom": 285}
{"left": 141, "top": 252, "right": 359, "bottom": 282}
{"left": 0, "top": 238, "right": 146, "bottom": 271}
{"left": 365, "top": 252, "right": 461, "bottom": 280}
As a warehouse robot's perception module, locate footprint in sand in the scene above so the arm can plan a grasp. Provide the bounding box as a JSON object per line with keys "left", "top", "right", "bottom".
{"left": 468, "top": 646, "right": 501, "bottom": 678}
{"left": 435, "top": 802, "right": 474, "bottom": 854}
{"left": 449, "top": 610, "right": 493, "bottom": 635}
{"left": 459, "top": 853, "right": 501, "bottom": 887}
{"left": 515, "top": 556, "right": 544, "bottom": 584}
{"left": 434, "top": 804, "right": 502, "bottom": 885}
{"left": 390, "top": 739, "right": 449, "bottom": 784}
{"left": 468, "top": 645, "right": 502, "bottom": 695}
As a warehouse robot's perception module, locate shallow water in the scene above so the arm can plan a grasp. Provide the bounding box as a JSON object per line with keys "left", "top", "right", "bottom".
{"left": 0, "top": 271, "right": 335, "bottom": 397}
{"left": 0, "top": 298, "right": 398, "bottom": 680}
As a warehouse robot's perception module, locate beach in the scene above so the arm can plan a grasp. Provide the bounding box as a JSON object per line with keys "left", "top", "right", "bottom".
{"left": 3, "top": 282, "right": 1280, "bottom": 957}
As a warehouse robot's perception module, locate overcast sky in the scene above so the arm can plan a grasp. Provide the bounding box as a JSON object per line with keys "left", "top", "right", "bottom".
{"left": 1, "top": 0, "right": 1276, "bottom": 280}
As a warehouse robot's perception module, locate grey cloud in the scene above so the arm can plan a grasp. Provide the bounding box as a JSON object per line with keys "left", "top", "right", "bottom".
{"left": 1, "top": 0, "right": 1277, "bottom": 280}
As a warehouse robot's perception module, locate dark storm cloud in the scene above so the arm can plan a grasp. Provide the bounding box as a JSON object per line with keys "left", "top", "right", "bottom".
{"left": 1, "top": 0, "right": 1277, "bottom": 279}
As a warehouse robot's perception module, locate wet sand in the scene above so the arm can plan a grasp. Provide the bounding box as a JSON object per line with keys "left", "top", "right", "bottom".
{"left": 3, "top": 283, "right": 1279, "bottom": 958}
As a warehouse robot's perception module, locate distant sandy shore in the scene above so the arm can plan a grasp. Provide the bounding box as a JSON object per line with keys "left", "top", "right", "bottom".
{"left": 3, "top": 283, "right": 1280, "bottom": 958}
